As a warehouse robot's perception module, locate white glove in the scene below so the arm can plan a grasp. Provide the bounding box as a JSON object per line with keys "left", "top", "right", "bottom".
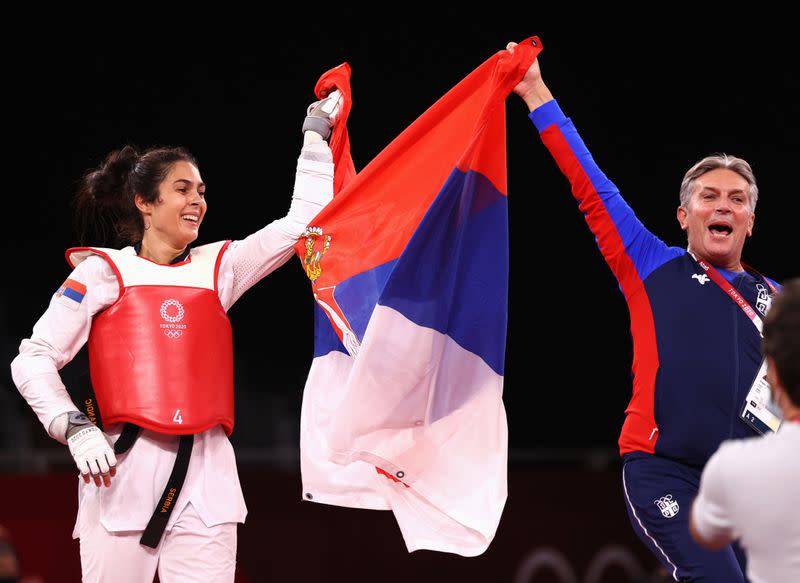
{"left": 62, "top": 411, "right": 117, "bottom": 487}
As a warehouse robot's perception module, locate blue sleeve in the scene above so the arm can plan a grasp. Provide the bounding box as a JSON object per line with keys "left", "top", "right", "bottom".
{"left": 531, "top": 100, "right": 683, "bottom": 287}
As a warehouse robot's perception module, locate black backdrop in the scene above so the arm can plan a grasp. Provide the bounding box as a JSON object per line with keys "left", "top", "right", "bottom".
{"left": 3, "top": 19, "right": 798, "bottom": 457}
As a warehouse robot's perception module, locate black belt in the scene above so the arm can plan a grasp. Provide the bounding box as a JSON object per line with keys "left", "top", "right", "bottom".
{"left": 114, "top": 423, "right": 194, "bottom": 548}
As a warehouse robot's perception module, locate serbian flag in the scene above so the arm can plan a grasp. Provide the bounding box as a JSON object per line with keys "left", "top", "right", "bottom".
{"left": 296, "top": 38, "right": 541, "bottom": 556}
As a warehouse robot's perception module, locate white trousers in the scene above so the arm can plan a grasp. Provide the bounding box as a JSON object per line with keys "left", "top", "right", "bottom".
{"left": 78, "top": 502, "right": 237, "bottom": 583}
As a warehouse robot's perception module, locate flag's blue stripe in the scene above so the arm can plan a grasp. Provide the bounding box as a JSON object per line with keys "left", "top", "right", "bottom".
{"left": 327, "top": 168, "right": 508, "bottom": 374}
{"left": 312, "top": 302, "right": 348, "bottom": 357}
{"left": 379, "top": 168, "right": 508, "bottom": 375}
{"left": 334, "top": 260, "right": 396, "bottom": 341}
{"left": 63, "top": 287, "right": 84, "bottom": 303}
{"left": 312, "top": 261, "right": 396, "bottom": 358}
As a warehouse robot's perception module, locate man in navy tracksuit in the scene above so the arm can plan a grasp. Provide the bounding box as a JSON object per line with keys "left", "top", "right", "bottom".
{"left": 506, "top": 41, "right": 780, "bottom": 581}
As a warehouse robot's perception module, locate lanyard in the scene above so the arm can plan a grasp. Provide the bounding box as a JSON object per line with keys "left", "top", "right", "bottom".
{"left": 693, "top": 256, "right": 776, "bottom": 336}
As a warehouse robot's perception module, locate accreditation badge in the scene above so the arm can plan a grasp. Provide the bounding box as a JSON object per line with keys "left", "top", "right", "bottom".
{"left": 741, "top": 359, "right": 782, "bottom": 434}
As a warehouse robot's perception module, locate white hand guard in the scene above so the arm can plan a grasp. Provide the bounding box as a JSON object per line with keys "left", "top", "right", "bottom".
{"left": 64, "top": 412, "right": 117, "bottom": 479}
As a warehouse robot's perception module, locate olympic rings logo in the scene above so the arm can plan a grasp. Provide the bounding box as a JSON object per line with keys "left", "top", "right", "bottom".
{"left": 513, "top": 545, "right": 650, "bottom": 583}
{"left": 160, "top": 299, "right": 187, "bottom": 339}
{"left": 160, "top": 299, "right": 185, "bottom": 323}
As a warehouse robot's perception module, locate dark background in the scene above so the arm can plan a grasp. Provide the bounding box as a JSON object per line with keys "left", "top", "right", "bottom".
{"left": 2, "top": 19, "right": 798, "bottom": 463}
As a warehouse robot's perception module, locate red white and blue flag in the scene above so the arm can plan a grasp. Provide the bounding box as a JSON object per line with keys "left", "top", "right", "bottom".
{"left": 55, "top": 278, "right": 87, "bottom": 310}
{"left": 296, "top": 38, "right": 540, "bottom": 556}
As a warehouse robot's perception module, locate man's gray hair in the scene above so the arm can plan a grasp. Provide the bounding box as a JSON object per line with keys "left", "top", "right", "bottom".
{"left": 679, "top": 154, "right": 758, "bottom": 213}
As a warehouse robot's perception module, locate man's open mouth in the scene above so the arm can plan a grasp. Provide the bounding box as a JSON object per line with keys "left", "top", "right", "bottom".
{"left": 708, "top": 223, "right": 732, "bottom": 236}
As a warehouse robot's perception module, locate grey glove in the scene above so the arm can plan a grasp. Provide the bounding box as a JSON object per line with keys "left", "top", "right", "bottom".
{"left": 302, "top": 89, "right": 343, "bottom": 140}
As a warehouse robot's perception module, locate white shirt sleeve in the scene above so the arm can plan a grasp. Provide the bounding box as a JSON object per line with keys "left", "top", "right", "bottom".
{"left": 218, "top": 144, "right": 334, "bottom": 310}
{"left": 692, "top": 443, "right": 737, "bottom": 543}
{"left": 10, "top": 255, "right": 119, "bottom": 441}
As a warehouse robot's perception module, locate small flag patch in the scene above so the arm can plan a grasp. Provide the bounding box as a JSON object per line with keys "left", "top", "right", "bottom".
{"left": 55, "top": 278, "right": 86, "bottom": 309}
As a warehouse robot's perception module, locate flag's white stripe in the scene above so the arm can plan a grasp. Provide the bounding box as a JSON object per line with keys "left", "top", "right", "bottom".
{"left": 300, "top": 305, "right": 507, "bottom": 556}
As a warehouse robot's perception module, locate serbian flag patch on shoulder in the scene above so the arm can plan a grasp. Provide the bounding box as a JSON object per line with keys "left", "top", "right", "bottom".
{"left": 55, "top": 278, "right": 86, "bottom": 310}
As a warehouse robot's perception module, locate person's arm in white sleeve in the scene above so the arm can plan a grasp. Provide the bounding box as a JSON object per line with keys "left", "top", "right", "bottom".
{"left": 689, "top": 444, "right": 737, "bottom": 549}
{"left": 218, "top": 116, "right": 337, "bottom": 311}
{"left": 10, "top": 255, "right": 119, "bottom": 486}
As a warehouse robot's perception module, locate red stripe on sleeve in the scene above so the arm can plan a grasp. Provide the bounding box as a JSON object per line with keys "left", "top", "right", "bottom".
{"left": 540, "top": 124, "right": 660, "bottom": 456}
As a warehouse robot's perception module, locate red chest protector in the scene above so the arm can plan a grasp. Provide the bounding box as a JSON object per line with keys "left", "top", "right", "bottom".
{"left": 67, "top": 241, "right": 235, "bottom": 435}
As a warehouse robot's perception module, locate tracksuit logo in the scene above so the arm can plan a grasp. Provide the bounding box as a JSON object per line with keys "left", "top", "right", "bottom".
{"left": 655, "top": 494, "right": 680, "bottom": 518}
{"left": 755, "top": 283, "right": 771, "bottom": 316}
